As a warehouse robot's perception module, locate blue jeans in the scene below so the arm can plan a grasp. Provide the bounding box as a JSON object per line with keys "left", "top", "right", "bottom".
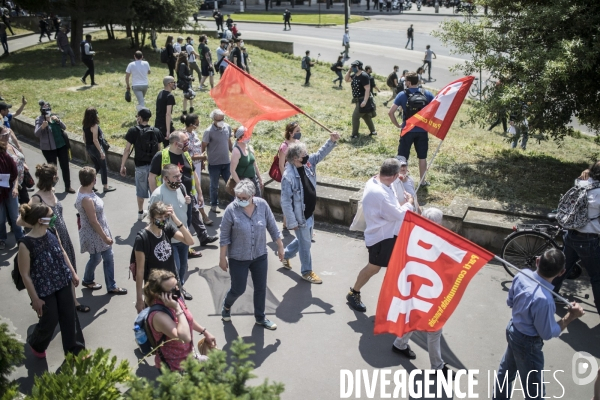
{"left": 208, "top": 163, "right": 230, "bottom": 207}
{"left": 83, "top": 248, "right": 116, "bottom": 292}
{"left": 494, "top": 321, "right": 545, "bottom": 399}
{"left": 405, "top": 37, "right": 413, "bottom": 50}
{"left": 224, "top": 253, "right": 268, "bottom": 322}
{"left": 284, "top": 215, "right": 313, "bottom": 275}
{"left": 0, "top": 196, "right": 24, "bottom": 242}
{"left": 172, "top": 241, "right": 190, "bottom": 285}
{"left": 553, "top": 231, "right": 600, "bottom": 314}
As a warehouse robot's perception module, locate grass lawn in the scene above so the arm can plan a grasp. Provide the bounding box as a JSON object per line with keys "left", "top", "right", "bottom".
{"left": 9, "top": 26, "right": 34, "bottom": 35}
{"left": 0, "top": 30, "right": 596, "bottom": 209}
{"left": 222, "top": 12, "right": 364, "bottom": 24}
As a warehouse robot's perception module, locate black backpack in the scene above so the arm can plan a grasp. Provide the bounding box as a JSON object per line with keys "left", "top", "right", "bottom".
{"left": 396, "top": 79, "right": 405, "bottom": 93}
{"left": 135, "top": 125, "right": 159, "bottom": 164}
{"left": 405, "top": 88, "right": 429, "bottom": 119}
{"left": 160, "top": 48, "right": 169, "bottom": 63}
{"left": 386, "top": 72, "right": 397, "bottom": 88}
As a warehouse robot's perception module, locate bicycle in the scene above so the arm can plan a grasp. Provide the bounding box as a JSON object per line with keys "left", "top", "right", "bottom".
{"left": 468, "top": 77, "right": 496, "bottom": 100}
{"left": 500, "top": 213, "right": 583, "bottom": 279}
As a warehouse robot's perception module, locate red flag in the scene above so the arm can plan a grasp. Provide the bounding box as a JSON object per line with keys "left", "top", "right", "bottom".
{"left": 401, "top": 76, "right": 474, "bottom": 140}
{"left": 210, "top": 60, "right": 302, "bottom": 140}
{"left": 374, "top": 211, "right": 493, "bottom": 337}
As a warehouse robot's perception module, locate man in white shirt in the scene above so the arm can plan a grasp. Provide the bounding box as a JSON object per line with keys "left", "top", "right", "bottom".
{"left": 341, "top": 28, "right": 350, "bottom": 59}
{"left": 185, "top": 36, "right": 202, "bottom": 79}
{"left": 347, "top": 158, "right": 414, "bottom": 312}
{"left": 174, "top": 36, "right": 183, "bottom": 53}
{"left": 422, "top": 44, "right": 437, "bottom": 81}
{"left": 552, "top": 161, "right": 600, "bottom": 315}
{"left": 125, "top": 51, "right": 151, "bottom": 111}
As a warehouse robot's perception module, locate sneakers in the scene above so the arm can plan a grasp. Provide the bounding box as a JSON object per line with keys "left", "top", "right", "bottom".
{"left": 210, "top": 206, "right": 221, "bottom": 214}
{"left": 302, "top": 271, "right": 322, "bottom": 284}
{"left": 392, "top": 344, "right": 416, "bottom": 359}
{"left": 182, "top": 288, "right": 193, "bottom": 301}
{"left": 200, "top": 235, "right": 219, "bottom": 246}
{"left": 281, "top": 259, "right": 292, "bottom": 270}
{"left": 346, "top": 289, "right": 366, "bottom": 312}
{"left": 256, "top": 319, "right": 277, "bottom": 330}
{"left": 80, "top": 77, "right": 86, "bottom": 85}
{"left": 103, "top": 186, "right": 116, "bottom": 193}
{"left": 221, "top": 303, "right": 231, "bottom": 321}
{"left": 137, "top": 210, "right": 147, "bottom": 221}
{"left": 369, "top": 131, "right": 378, "bottom": 136}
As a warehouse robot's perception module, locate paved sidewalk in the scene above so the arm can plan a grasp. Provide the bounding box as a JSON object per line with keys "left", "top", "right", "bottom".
{"left": 1, "top": 137, "right": 597, "bottom": 399}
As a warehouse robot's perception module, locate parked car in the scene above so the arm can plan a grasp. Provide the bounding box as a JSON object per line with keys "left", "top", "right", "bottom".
{"left": 201, "top": 0, "right": 226, "bottom": 10}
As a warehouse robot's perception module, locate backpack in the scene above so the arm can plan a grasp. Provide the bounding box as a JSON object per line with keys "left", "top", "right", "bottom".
{"left": 301, "top": 56, "right": 307, "bottom": 70}
{"left": 11, "top": 238, "right": 32, "bottom": 291}
{"left": 134, "top": 304, "right": 175, "bottom": 358}
{"left": 160, "top": 47, "right": 169, "bottom": 63}
{"left": 386, "top": 72, "right": 397, "bottom": 88}
{"left": 134, "top": 125, "right": 160, "bottom": 164}
{"left": 555, "top": 181, "right": 600, "bottom": 229}
{"left": 330, "top": 63, "right": 337, "bottom": 72}
{"left": 396, "top": 79, "right": 405, "bottom": 93}
{"left": 405, "top": 88, "right": 429, "bottom": 119}
{"left": 128, "top": 229, "right": 149, "bottom": 281}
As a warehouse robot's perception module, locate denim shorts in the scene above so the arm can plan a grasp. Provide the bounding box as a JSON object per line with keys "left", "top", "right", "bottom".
{"left": 135, "top": 164, "right": 151, "bottom": 198}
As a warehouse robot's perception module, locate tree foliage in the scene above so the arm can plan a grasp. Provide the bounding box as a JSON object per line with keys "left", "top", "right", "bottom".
{"left": 436, "top": 0, "right": 600, "bottom": 140}
{"left": 0, "top": 324, "right": 24, "bottom": 399}
{"left": 130, "top": 0, "right": 196, "bottom": 48}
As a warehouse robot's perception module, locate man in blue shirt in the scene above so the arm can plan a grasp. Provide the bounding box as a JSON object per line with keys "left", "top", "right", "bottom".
{"left": 493, "top": 249, "right": 584, "bottom": 399}
{"left": 388, "top": 72, "right": 434, "bottom": 186}
{"left": 0, "top": 97, "right": 26, "bottom": 130}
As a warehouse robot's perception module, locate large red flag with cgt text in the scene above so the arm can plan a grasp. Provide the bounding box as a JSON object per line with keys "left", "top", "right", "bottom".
{"left": 374, "top": 211, "right": 494, "bottom": 337}
{"left": 210, "top": 60, "right": 302, "bottom": 141}
{"left": 401, "top": 76, "right": 474, "bottom": 140}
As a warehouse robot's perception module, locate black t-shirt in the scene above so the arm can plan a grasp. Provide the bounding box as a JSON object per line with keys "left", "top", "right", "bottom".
{"left": 351, "top": 71, "right": 370, "bottom": 99}
{"left": 135, "top": 226, "right": 178, "bottom": 282}
{"left": 284, "top": 11, "right": 291, "bottom": 20}
{"left": 407, "top": 27, "right": 414, "bottom": 37}
{"left": 297, "top": 167, "right": 316, "bottom": 220}
{"left": 304, "top": 56, "right": 312, "bottom": 71}
{"left": 198, "top": 43, "right": 211, "bottom": 66}
{"left": 231, "top": 47, "right": 243, "bottom": 69}
{"left": 125, "top": 124, "right": 163, "bottom": 167}
{"left": 154, "top": 90, "right": 176, "bottom": 130}
{"left": 369, "top": 75, "right": 376, "bottom": 95}
{"left": 150, "top": 150, "right": 195, "bottom": 195}
{"left": 388, "top": 72, "right": 398, "bottom": 88}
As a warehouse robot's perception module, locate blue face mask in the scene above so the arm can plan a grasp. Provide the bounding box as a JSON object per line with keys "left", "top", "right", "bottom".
{"left": 293, "top": 132, "right": 301, "bottom": 140}
{"left": 236, "top": 198, "right": 250, "bottom": 208}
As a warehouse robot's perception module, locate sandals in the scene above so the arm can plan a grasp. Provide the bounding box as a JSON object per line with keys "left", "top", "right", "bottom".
{"left": 83, "top": 282, "right": 102, "bottom": 290}
{"left": 108, "top": 287, "right": 128, "bottom": 295}
{"left": 76, "top": 304, "right": 91, "bottom": 313}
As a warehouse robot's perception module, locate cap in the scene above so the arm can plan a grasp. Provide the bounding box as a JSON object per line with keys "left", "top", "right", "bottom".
{"left": 0, "top": 102, "right": 12, "bottom": 111}
{"left": 395, "top": 156, "right": 408, "bottom": 166}
{"left": 137, "top": 108, "right": 152, "bottom": 120}
{"left": 235, "top": 126, "right": 247, "bottom": 139}
{"left": 351, "top": 60, "right": 363, "bottom": 68}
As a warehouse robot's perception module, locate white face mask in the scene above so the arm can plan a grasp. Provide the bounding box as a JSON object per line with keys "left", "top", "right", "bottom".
{"left": 215, "top": 121, "right": 224, "bottom": 128}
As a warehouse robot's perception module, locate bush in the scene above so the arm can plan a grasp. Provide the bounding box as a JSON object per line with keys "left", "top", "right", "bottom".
{"left": 0, "top": 323, "right": 25, "bottom": 398}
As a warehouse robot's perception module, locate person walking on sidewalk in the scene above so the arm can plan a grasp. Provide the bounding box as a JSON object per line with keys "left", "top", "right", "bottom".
{"left": 230, "top": 126, "right": 263, "bottom": 197}
{"left": 56, "top": 27, "right": 75, "bottom": 67}
{"left": 125, "top": 51, "right": 151, "bottom": 111}
{"left": 0, "top": 126, "right": 23, "bottom": 250}
{"left": 346, "top": 158, "right": 414, "bottom": 312}
{"left": 280, "top": 132, "right": 341, "bottom": 284}
{"left": 301, "top": 50, "right": 315, "bottom": 87}
{"left": 17, "top": 203, "right": 85, "bottom": 360}
{"left": 405, "top": 24, "right": 414, "bottom": 50}
{"left": 120, "top": 108, "right": 163, "bottom": 221}
{"left": 422, "top": 45, "right": 436, "bottom": 81}
{"left": 155, "top": 76, "right": 177, "bottom": 147}
{"left": 75, "top": 167, "right": 127, "bottom": 296}
{"left": 202, "top": 109, "right": 233, "bottom": 214}
{"left": 82, "top": 107, "right": 117, "bottom": 193}
{"left": 283, "top": 9, "right": 292, "bottom": 30}
{"left": 493, "top": 249, "right": 585, "bottom": 399}
{"left": 38, "top": 15, "right": 51, "bottom": 42}
{"left": 342, "top": 29, "right": 350, "bottom": 59}
{"left": 0, "top": 21, "right": 8, "bottom": 56}
{"left": 2, "top": 9, "right": 14, "bottom": 36}
{"left": 80, "top": 34, "right": 96, "bottom": 86}
{"left": 51, "top": 14, "right": 61, "bottom": 38}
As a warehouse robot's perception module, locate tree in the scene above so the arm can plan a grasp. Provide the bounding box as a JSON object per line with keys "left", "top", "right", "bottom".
{"left": 436, "top": 0, "right": 600, "bottom": 141}
{"left": 0, "top": 323, "right": 24, "bottom": 399}
{"left": 129, "top": 0, "right": 195, "bottom": 49}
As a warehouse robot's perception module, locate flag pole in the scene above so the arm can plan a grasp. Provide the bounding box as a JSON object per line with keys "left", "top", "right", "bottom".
{"left": 493, "top": 255, "right": 572, "bottom": 307}
{"left": 220, "top": 60, "right": 333, "bottom": 133}
{"left": 415, "top": 138, "right": 444, "bottom": 192}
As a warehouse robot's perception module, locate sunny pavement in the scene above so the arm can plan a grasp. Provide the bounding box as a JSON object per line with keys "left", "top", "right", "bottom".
{"left": 0, "top": 137, "right": 597, "bottom": 399}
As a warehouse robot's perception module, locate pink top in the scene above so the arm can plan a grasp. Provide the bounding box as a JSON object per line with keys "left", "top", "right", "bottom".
{"left": 148, "top": 298, "right": 194, "bottom": 371}
{"left": 278, "top": 141, "right": 289, "bottom": 173}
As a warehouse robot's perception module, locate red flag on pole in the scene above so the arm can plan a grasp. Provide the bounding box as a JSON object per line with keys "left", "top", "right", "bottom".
{"left": 374, "top": 211, "right": 493, "bottom": 337}
{"left": 210, "top": 60, "right": 302, "bottom": 141}
{"left": 401, "top": 76, "right": 474, "bottom": 140}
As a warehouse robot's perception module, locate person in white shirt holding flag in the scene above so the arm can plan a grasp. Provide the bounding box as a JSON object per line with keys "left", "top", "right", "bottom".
{"left": 392, "top": 155, "right": 421, "bottom": 214}
{"left": 346, "top": 158, "right": 414, "bottom": 312}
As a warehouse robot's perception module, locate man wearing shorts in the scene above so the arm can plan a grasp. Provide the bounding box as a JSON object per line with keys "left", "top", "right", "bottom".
{"left": 198, "top": 35, "right": 214, "bottom": 90}
{"left": 119, "top": 108, "right": 163, "bottom": 221}
{"left": 346, "top": 158, "right": 414, "bottom": 312}
{"left": 388, "top": 72, "right": 434, "bottom": 186}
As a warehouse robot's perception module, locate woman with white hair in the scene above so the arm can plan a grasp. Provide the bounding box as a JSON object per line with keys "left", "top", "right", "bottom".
{"left": 219, "top": 179, "right": 284, "bottom": 330}
{"left": 230, "top": 126, "right": 263, "bottom": 197}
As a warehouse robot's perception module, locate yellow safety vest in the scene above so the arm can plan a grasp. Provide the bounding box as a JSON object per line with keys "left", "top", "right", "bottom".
{"left": 155, "top": 148, "right": 197, "bottom": 196}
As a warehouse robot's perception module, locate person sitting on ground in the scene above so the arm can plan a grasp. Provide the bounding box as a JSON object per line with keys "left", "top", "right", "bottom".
{"left": 134, "top": 201, "right": 194, "bottom": 313}
{"left": 145, "top": 269, "right": 216, "bottom": 371}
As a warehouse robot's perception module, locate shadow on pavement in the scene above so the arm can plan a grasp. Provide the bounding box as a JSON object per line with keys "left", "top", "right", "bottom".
{"left": 15, "top": 344, "right": 49, "bottom": 395}
{"left": 133, "top": 348, "right": 161, "bottom": 380}
{"left": 222, "top": 322, "right": 281, "bottom": 369}
{"left": 556, "top": 307, "right": 600, "bottom": 360}
{"left": 275, "top": 268, "right": 334, "bottom": 323}
{"left": 114, "top": 220, "right": 147, "bottom": 247}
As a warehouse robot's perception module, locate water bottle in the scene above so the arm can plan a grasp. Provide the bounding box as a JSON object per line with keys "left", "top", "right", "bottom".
{"left": 134, "top": 324, "right": 147, "bottom": 346}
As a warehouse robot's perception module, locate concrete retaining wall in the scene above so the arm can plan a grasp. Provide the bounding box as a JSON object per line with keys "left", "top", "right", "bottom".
{"left": 10, "top": 115, "right": 553, "bottom": 253}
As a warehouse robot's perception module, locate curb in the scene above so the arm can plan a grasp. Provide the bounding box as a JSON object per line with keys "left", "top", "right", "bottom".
{"left": 198, "top": 17, "right": 336, "bottom": 26}
{"left": 6, "top": 32, "right": 36, "bottom": 42}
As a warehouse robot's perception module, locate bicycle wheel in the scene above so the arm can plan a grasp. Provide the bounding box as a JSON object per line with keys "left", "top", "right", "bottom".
{"left": 469, "top": 83, "right": 479, "bottom": 99}
{"left": 501, "top": 231, "right": 559, "bottom": 277}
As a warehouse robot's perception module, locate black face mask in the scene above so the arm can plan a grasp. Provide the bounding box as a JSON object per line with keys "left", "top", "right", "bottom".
{"left": 169, "top": 287, "right": 181, "bottom": 300}
{"left": 165, "top": 177, "right": 181, "bottom": 190}
{"left": 153, "top": 218, "right": 167, "bottom": 229}
{"left": 301, "top": 155, "right": 309, "bottom": 165}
